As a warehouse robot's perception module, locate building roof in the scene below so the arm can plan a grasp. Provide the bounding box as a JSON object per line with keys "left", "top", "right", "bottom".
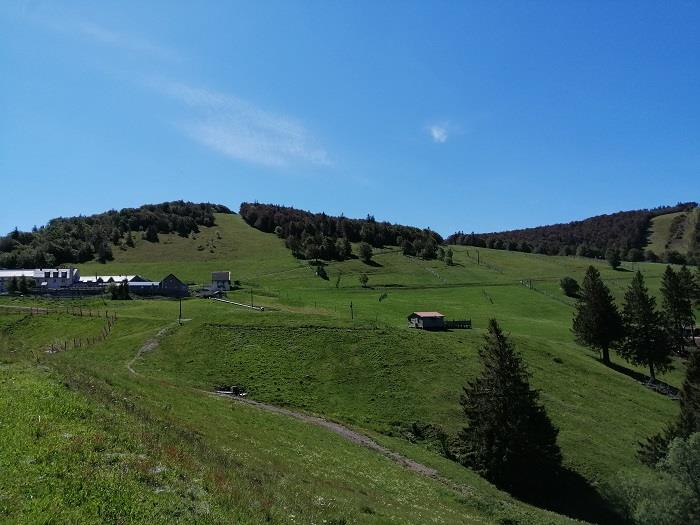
{"left": 128, "top": 281, "right": 160, "bottom": 287}
{"left": 79, "top": 275, "right": 146, "bottom": 283}
{"left": 409, "top": 311, "right": 445, "bottom": 318}
{"left": 211, "top": 271, "right": 231, "bottom": 281}
{"left": 0, "top": 269, "right": 35, "bottom": 278}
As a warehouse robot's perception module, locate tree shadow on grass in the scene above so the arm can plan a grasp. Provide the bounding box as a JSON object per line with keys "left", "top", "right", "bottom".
{"left": 363, "top": 259, "right": 383, "bottom": 267}
{"left": 604, "top": 360, "right": 679, "bottom": 397}
{"left": 510, "top": 467, "right": 624, "bottom": 525}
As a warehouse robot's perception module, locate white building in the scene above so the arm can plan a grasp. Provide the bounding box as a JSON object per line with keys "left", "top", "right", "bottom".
{"left": 211, "top": 271, "right": 231, "bottom": 291}
{"left": 0, "top": 269, "right": 36, "bottom": 292}
{"left": 78, "top": 274, "right": 148, "bottom": 285}
{"left": 33, "top": 268, "right": 81, "bottom": 289}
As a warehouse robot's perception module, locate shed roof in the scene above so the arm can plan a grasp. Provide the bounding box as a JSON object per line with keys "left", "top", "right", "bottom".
{"left": 408, "top": 311, "right": 445, "bottom": 318}
{"left": 211, "top": 271, "right": 230, "bottom": 280}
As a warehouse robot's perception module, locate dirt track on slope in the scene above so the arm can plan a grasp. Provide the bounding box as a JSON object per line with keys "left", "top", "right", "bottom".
{"left": 125, "top": 325, "right": 454, "bottom": 482}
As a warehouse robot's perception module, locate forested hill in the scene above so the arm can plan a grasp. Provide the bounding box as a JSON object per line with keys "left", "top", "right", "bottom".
{"left": 0, "top": 201, "right": 232, "bottom": 268}
{"left": 240, "top": 203, "right": 442, "bottom": 260}
{"left": 448, "top": 202, "right": 699, "bottom": 264}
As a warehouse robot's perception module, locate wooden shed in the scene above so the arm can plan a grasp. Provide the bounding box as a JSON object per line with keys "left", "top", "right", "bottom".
{"left": 407, "top": 311, "right": 445, "bottom": 330}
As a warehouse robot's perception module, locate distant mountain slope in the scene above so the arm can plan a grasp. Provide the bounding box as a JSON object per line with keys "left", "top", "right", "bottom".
{"left": 646, "top": 207, "right": 700, "bottom": 260}
{"left": 0, "top": 201, "right": 232, "bottom": 269}
{"left": 448, "top": 202, "right": 698, "bottom": 264}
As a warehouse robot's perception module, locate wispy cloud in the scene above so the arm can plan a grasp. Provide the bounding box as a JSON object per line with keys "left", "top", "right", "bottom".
{"left": 76, "top": 21, "right": 176, "bottom": 61}
{"left": 151, "top": 80, "right": 330, "bottom": 168}
{"left": 428, "top": 123, "right": 449, "bottom": 143}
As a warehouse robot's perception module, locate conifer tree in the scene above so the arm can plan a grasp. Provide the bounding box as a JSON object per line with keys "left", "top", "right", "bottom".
{"left": 458, "top": 319, "right": 561, "bottom": 491}
{"left": 606, "top": 248, "right": 621, "bottom": 270}
{"left": 358, "top": 242, "right": 373, "bottom": 264}
{"left": 661, "top": 266, "right": 694, "bottom": 353}
{"left": 640, "top": 350, "right": 700, "bottom": 465}
{"left": 7, "top": 276, "right": 18, "bottom": 294}
{"left": 618, "top": 271, "right": 672, "bottom": 381}
{"left": 125, "top": 229, "right": 135, "bottom": 248}
{"left": 572, "top": 266, "right": 623, "bottom": 365}
{"left": 18, "top": 275, "right": 29, "bottom": 294}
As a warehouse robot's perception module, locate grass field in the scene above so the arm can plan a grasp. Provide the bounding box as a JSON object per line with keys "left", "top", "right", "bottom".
{"left": 3, "top": 212, "right": 698, "bottom": 523}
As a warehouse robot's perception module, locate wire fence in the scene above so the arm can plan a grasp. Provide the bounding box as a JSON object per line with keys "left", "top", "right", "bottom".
{"left": 0, "top": 305, "right": 118, "bottom": 353}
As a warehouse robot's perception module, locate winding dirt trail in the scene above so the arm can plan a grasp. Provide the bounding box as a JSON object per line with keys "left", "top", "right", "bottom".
{"left": 124, "top": 324, "right": 464, "bottom": 484}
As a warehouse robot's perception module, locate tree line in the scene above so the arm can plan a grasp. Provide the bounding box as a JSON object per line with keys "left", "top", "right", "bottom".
{"left": 239, "top": 203, "right": 443, "bottom": 261}
{"left": 447, "top": 202, "right": 698, "bottom": 265}
{"left": 0, "top": 201, "right": 231, "bottom": 268}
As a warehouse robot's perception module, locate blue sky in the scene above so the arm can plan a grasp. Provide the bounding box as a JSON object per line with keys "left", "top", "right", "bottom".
{"left": 1, "top": 1, "right": 698, "bottom": 236}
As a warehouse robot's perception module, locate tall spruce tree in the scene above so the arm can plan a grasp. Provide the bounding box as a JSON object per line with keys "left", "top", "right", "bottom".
{"left": 618, "top": 271, "right": 672, "bottom": 381}
{"left": 640, "top": 350, "right": 700, "bottom": 465}
{"left": 458, "top": 319, "right": 561, "bottom": 492}
{"left": 661, "top": 266, "right": 694, "bottom": 353}
{"left": 572, "top": 266, "right": 623, "bottom": 365}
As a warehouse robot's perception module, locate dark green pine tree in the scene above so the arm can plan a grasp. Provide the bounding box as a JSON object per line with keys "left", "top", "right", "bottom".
{"left": 678, "top": 349, "right": 700, "bottom": 437}
{"left": 606, "top": 247, "right": 621, "bottom": 270}
{"left": 458, "top": 319, "right": 562, "bottom": 492}
{"left": 639, "top": 349, "right": 700, "bottom": 465}
{"left": 618, "top": 271, "right": 672, "bottom": 381}
{"left": 572, "top": 266, "right": 623, "bottom": 365}
{"left": 661, "top": 266, "right": 694, "bottom": 353}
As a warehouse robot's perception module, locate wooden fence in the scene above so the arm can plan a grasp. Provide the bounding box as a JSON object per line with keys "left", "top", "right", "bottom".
{"left": 0, "top": 305, "right": 118, "bottom": 353}
{"left": 445, "top": 319, "right": 472, "bottom": 329}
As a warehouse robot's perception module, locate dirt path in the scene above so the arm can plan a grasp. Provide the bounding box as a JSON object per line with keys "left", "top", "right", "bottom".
{"left": 126, "top": 325, "right": 174, "bottom": 375}
{"left": 215, "top": 393, "right": 440, "bottom": 478}
{"left": 125, "top": 324, "right": 462, "bottom": 484}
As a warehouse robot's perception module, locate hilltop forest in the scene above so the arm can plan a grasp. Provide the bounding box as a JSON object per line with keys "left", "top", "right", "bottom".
{"left": 448, "top": 202, "right": 699, "bottom": 264}
{"left": 240, "top": 202, "right": 443, "bottom": 261}
{"left": 0, "top": 201, "right": 231, "bottom": 269}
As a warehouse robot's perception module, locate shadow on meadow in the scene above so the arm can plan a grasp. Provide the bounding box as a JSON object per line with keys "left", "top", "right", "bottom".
{"left": 510, "top": 466, "right": 624, "bottom": 525}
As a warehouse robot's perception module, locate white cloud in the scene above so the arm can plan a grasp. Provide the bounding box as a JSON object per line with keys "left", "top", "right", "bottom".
{"left": 76, "top": 21, "right": 176, "bottom": 61}
{"left": 151, "top": 80, "right": 330, "bottom": 168}
{"left": 428, "top": 123, "right": 449, "bottom": 143}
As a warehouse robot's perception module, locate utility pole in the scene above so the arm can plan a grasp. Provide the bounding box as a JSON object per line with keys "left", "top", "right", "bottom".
{"left": 477, "top": 250, "right": 480, "bottom": 265}
{"left": 350, "top": 301, "right": 354, "bottom": 320}
{"left": 179, "top": 297, "right": 182, "bottom": 325}
{"left": 250, "top": 289, "right": 254, "bottom": 307}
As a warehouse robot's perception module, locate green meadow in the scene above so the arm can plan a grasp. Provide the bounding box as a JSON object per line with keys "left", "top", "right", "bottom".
{"left": 2, "top": 212, "right": 698, "bottom": 523}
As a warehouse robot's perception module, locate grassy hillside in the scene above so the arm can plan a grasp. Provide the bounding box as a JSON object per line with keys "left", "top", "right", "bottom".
{"left": 645, "top": 207, "right": 699, "bottom": 256}
{"left": 79, "top": 213, "right": 303, "bottom": 285}
{"left": 1, "top": 306, "right": 576, "bottom": 525}
{"left": 4, "top": 212, "right": 698, "bottom": 523}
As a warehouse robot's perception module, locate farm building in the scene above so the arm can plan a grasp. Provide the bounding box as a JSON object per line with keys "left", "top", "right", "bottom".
{"left": 34, "top": 268, "right": 80, "bottom": 289}
{"left": 160, "top": 273, "right": 189, "bottom": 297}
{"left": 211, "top": 271, "right": 231, "bottom": 291}
{"left": 128, "top": 281, "right": 162, "bottom": 295}
{"left": 407, "top": 311, "right": 445, "bottom": 330}
{"left": 78, "top": 274, "right": 149, "bottom": 285}
{"left": 0, "top": 269, "right": 36, "bottom": 292}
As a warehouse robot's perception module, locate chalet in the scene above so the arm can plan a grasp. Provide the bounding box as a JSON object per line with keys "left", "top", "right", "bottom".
{"left": 211, "top": 271, "right": 231, "bottom": 291}
{"left": 407, "top": 311, "right": 445, "bottom": 330}
{"left": 160, "top": 273, "right": 189, "bottom": 297}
